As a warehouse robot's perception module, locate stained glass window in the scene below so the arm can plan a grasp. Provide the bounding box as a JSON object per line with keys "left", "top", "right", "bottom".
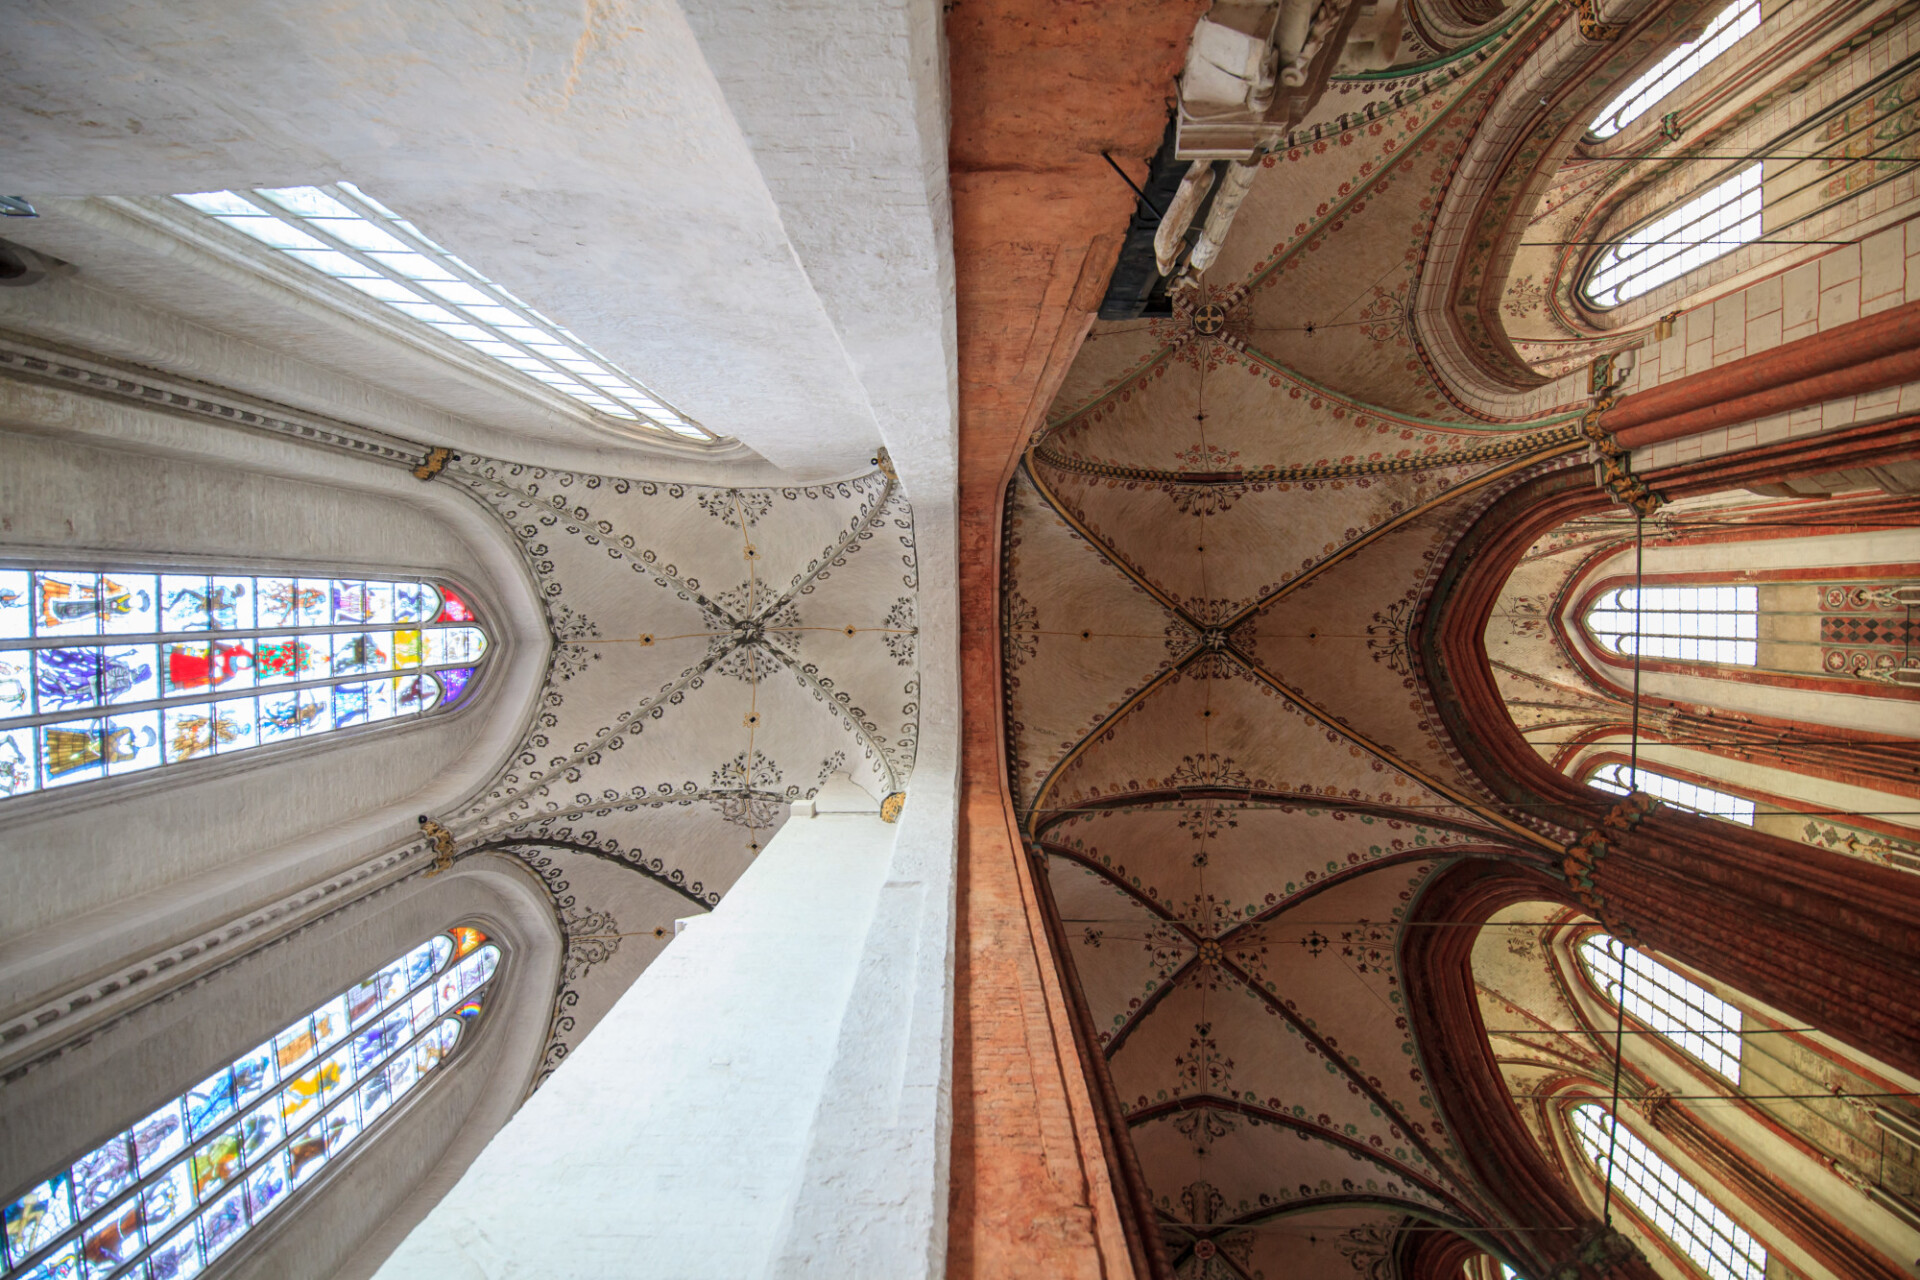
{"left": 171, "top": 185, "right": 711, "bottom": 442}
{"left": 1579, "top": 934, "right": 1744, "bottom": 1080}
{"left": 1590, "top": 0, "right": 1762, "bottom": 139}
{"left": 1584, "top": 166, "right": 1764, "bottom": 307}
{"left": 0, "top": 569, "right": 488, "bottom": 800}
{"left": 1587, "top": 763, "right": 1757, "bottom": 825}
{"left": 1571, "top": 1104, "right": 1767, "bottom": 1280}
{"left": 0, "top": 928, "right": 501, "bottom": 1280}
{"left": 1584, "top": 585, "right": 1758, "bottom": 666}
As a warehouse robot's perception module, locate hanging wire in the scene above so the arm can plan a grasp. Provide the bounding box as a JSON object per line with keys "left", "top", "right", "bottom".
{"left": 1600, "top": 513, "right": 1647, "bottom": 1227}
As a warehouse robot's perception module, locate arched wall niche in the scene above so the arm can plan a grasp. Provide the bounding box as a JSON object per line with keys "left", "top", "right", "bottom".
{"left": 1470, "top": 902, "right": 1920, "bottom": 1279}
{"left": 1482, "top": 480, "right": 1920, "bottom": 868}
{"left": 0, "top": 852, "right": 562, "bottom": 1280}
{"left": 1413, "top": 0, "right": 1920, "bottom": 407}
{"left": 1417, "top": 430, "right": 1920, "bottom": 1078}
{"left": 0, "top": 383, "right": 547, "bottom": 1010}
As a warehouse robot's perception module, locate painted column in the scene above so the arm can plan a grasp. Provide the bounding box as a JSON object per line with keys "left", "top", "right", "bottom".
{"left": 372, "top": 777, "right": 928, "bottom": 1279}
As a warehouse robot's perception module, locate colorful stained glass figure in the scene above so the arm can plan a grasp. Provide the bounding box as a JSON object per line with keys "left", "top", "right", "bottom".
{"left": 392, "top": 629, "right": 423, "bottom": 668}
{"left": 439, "top": 667, "right": 475, "bottom": 707}
{"left": 4, "top": 1175, "right": 75, "bottom": 1267}
{"left": 71, "top": 1135, "right": 137, "bottom": 1217}
{"left": 158, "top": 578, "right": 210, "bottom": 633}
{"left": 38, "top": 574, "right": 150, "bottom": 636}
{"left": 33, "top": 649, "right": 106, "bottom": 712}
{"left": 452, "top": 998, "right": 485, "bottom": 1021}
{"left": 231, "top": 1045, "right": 275, "bottom": 1109}
{"left": 0, "top": 572, "right": 29, "bottom": 639}
{"left": 139, "top": 1163, "right": 194, "bottom": 1239}
{"left": 100, "top": 575, "right": 158, "bottom": 636}
{"left": 359, "top": 1070, "right": 394, "bottom": 1122}
{"left": 212, "top": 699, "right": 259, "bottom": 754}
{"left": 163, "top": 640, "right": 251, "bottom": 694}
{"left": 256, "top": 693, "right": 316, "bottom": 743}
{"left": 184, "top": 1071, "right": 235, "bottom": 1142}
{"left": 392, "top": 582, "right": 437, "bottom": 623}
{"left": 255, "top": 579, "right": 324, "bottom": 629}
{"left": 14, "top": 1241, "right": 79, "bottom": 1280}
{"left": 449, "top": 926, "right": 486, "bottom": 959}
{"left": 0, "top": 652, "right": 29, "bottom": 718}
{"left": 435, "top": 589, "right": 475, "bottom": 623}
{"left": 106, "top": 711, "right": 163, "bottom": 776}
{"left": 294, "top": 687, "right": 333, "bottom": 737}
{"left": 321, "top": 1103, "right": 360, "bottom": 1156}
{"left": 237, "top": 1104, "right": 281, "bottom": 1163}
{"left": 252, "top": 637, "right": 314, "bottom": 684}
{"left": 0, "top": 729, "right": 31, "bottom": 796}
{"left": 207, "top": 578, "right": 253, "bottom": 631}
{"left": 330, "top": 633, "right": 387, "bottom": 676}
{"left": 311, "top": 997, "right": 349, "bottom": 1055}
{"left": 42, "top": 720, "right": 134, "bottom": 784}
{"left": 199, "top": 1187, "right": 248, "bottom": 1260}
{"left": 331, "top": 683, "right": 369, "bottom": 729}
{"left": 284, "top": 1124, "right": 327, "bottom": 1187}
{"left": 79, "top": 1194, "right": 143, "bottom": 1272}
{"left": 272, "top": 1018, "right": 316, "bottom": 1078}
{"left": 144, "top": 1225, "right": 202, "bottom": 1280}
{"left": 132, "top": 1103, "right": 186, "bottom": 1175}
{"left": 243, "top": 1159, "right": 288, "bottom": 1221}
{"left": 163, "top": 705, "right": 246, "bottom": 764}
{"left": 3, "top": 930, "right": 501, "bottom": 1280}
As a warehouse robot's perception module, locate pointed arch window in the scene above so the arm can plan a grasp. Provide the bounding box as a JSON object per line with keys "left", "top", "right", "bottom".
{"left": 0, "top": 928, "right": 503, "bottom": 1280}
{"left": 1579, "top": 934, "right": 1744, "bottom": 1080}
{"left": 1584, "top": 166, "right": 1764, "bottom": 307}
{"left": 172, "top": 185, "right": 712, "bottom": 442}
{"left": 1590, "top": 0, "right": 1763, "bottom": 140}
{"left": 0, "top": 568, "right": 490, "bottom": 801}
{"left": 1570, "top": 1104, "right": 1767, "bottom": 1280}
{"left": 1587, "top": 763, "right": 1756, "bottom": 825}
{"left": 1583, "top": 585, "right": 1758, "bottom": 667}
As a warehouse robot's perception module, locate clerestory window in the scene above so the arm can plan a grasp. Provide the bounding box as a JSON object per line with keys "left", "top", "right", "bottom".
{"left": 1584, "top": 166, "right": 1764, "bottom": 307}
{"left": 1590, "top": 0, "right": 1763, "bottom": 140}
{"left": 0, "top": 927, "right": 503, "bottom": 1280}
{"left": 172, "top": 184, "right": 711, "bottom": 442}
{"left": 1570, "top": 1104, "right": 1767, "bottom": 1280}
{"left": 1579, "top": 934, "right": 1744, "bottom": 1081}
{"left": 1583, "top": 585, "right": 1758, "bottom": 667}
{"left": 1587, "top": 763, "right": 1757, "bottom": 826}
{"left": 0, "top": 566, "right": 489, "bottom": 801}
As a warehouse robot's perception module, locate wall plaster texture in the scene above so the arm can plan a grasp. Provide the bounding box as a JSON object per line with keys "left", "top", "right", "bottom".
{"left": 0, "top": 0, "right": 957, "bottom": 483}
{"left": 374, "top": 796, "right": 933, "bottom": 1279}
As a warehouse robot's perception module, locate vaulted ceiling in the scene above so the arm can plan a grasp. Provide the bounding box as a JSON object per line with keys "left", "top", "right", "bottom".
{"left": 998, "top": 4, "right": 1613, "bottom": 1268}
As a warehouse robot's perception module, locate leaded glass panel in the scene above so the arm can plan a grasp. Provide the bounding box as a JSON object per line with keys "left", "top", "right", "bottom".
{"left": 1587, "top": 763, "right": 1757, "bottom": 825}
{"left": 1579, "top": 934, "right": 1744, "bottom": 1080}
{"left": 1, "top": 929, "right": 501, "bottom": 1279}
{"left": 1590, "top": 0, "right": 1762, "bottom": 139}
{"left": 1570, "top": 1104, "right": 1767, "bottom": 1280}
{"left": 0, "top": 568, "right": 487, "bottom": 800}
{"left": 1584, "top": 167, "right": 1764, "bottom": 307}
{"left": 1584, "top": 585, "right": 1758, "bottom": 666}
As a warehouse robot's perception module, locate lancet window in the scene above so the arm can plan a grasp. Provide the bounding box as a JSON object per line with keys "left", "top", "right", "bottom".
{"left": 0, "top": 567, "right": 489, "bottom": 800}
{"left": 172, "top": 184, "right": 711, "bottom": 441}
{"left": 1582, "top": 585, "right": 1758, "bottom": 667}
{"left": 0, "top": 928, "right": 503, "bottom": 1280}
{"left": 1570, "top": 1104, "right": 1768, "bottom": 1280}
{"left": 1586, "top": 763, "right": 1756, "bottom": 825}
{"left": 1589, "top": 0, "right": 1762, "bottom": 140}
{"left": 1583, "top": 165, "right": 1764, "bottom": 307}
{"left": 1578, "top": 934, "right": 1745, "bottom": 1081}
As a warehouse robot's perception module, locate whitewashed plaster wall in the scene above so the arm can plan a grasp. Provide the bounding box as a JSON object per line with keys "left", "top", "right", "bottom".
{"left": 374, "top": 793, "right": 917, "bottom": 1280}
{"left": 0, "top": 0, "right": 957, "bottom": 485}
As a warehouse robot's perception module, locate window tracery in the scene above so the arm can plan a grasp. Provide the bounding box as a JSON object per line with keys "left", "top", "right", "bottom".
{"left": 1589, "top": 0, "right": 1762, "bottom": 140}
{"left": 1569, "top": 1104, "right": 1768, "bottom": 1280}
{"left": 1586, "top": 763, "right": 1757, "bottom": 826}
{"left": 1578, "top": 933, "right": 1745, "bottom": 1080}
{"left": 0, "top": 928, "right": 503, "bottom": 1280}
{"left": 0, "top": 568, "right": 489, "bottom": 800}
{"left": 1583, "top": 165, "right": 1763, "bottom": 307}
{"left": 1582, "top": 585, "right": 1758, "bottom": 667}
{"left": 173, "top": 185, "right": 712, "bottom": 442}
